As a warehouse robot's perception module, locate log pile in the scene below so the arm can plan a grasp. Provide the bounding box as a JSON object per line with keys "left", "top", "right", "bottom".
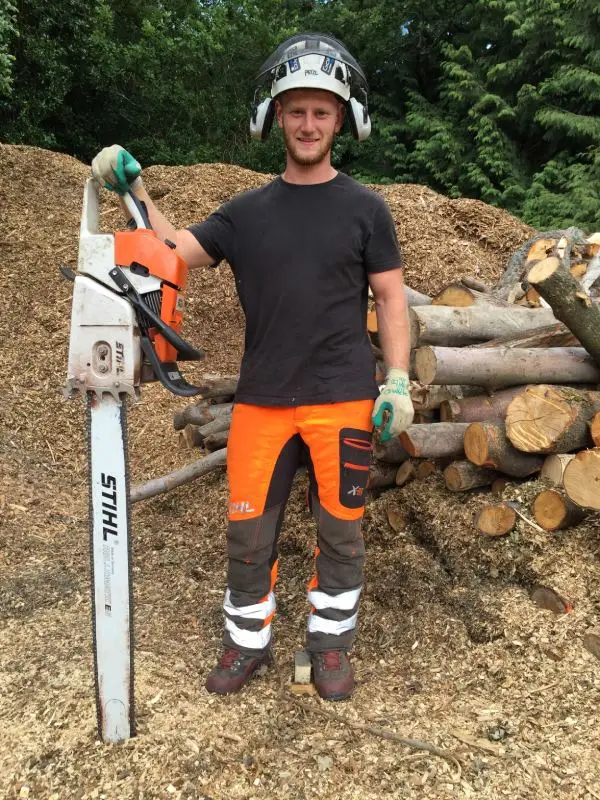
{"left": 135, "top": 228, "right": 600, "bottom": 528}
{"left": 365, "top": 228, "right": 600, "bottom": 534}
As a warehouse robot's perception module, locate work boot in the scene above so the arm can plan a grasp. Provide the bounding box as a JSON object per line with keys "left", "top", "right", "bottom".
{"left": 311, "top": 649, "right": 355, "bottom": 701}
{"left": 205, "top": 647, "right": 270, "bottom": 695}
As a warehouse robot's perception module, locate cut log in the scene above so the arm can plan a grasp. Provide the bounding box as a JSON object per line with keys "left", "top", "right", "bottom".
{"left": 476, "top": 503, "right": 517, "bottom": 536}
{"left": 366, "top": 464, "right": 398, "bottom": 490}
{"left": 405, "top": 286, "right": 432, "bottom": 306}
{"left": 409, "top": 305, "right": 556, "bottom": 347}
{"left": 399, "top": 422, "right": 469, "bottom": 459}
{"left": 208, "top": 402, "right": 234, "bottom": 417}
{"left": 464, "top": 422, "right": 544, "bottom": 477}
{"left": 415, "top": 346, "right": 600, "bottom": 388}
{"left": 432, "top": 283, "right": 509, "bottom": 308}
{"left": 443, "top": 461, "right": 499, "bottom": 491}
{"left": 470, "top": 321, "right": 580, "bottom": 349}
{"left": 570, "top": 262, "right": 587, "bottom": 279}
{"left": 410, "top": 383, "right": 483, "bottom": 411}
{"left": 540, "top": 454, "right": 576, "bottom": 487}
{"left": 413, "top": 410, "right": 437, "bottom": 424}
{"left": 395, "top": 460, "right": 416, "bottom": 488}
{"left": 204, "top": 430, "right": 229, "bottom": 452}
{"left": 440, "top": 386, "right": 525, "bottom": 423}
{"left": 415, "top": 460, "right": 439, "bottom": 479}
{"left": 373, "top": 437, "right": 410, "bottom": 465}
{"left": 197, "top": 415, "right": 232, "bottom": 440}
{"left": 195, "top": 376, "right": 239, "bottom": 400}
{"left": 173, "top": 404, "right": 215, "bottom": 431}
{"left": 505, "top": 385, "right": 600, "bottom": 454}
{"left": 491, "top": 477, "right": 509, "bottom": 495}
{"left": 591, "top": 412, "right": 600, "bottom": 447}
{"left": 563, "top": 449, "right": 600, "bottom": 510}
{"left": 131, "top": 449, "right": 227, "bottom": 503}
{"left": 528, "top": 256, "right": 600, "bottom": 366}
{"left": 493, "top": 229, "right": 586, "bottom": 299}
{"left": 532, "top": 488, "right": 587, "bottom": 531}
{"left": 182, "top": 424, "right": 203, "bottom": 449}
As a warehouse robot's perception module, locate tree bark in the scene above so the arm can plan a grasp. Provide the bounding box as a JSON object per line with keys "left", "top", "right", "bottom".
{"left": 505, "top": 385, "right": 600, "bottom": 453}
{"left": 410, "top": 383, "right": 483, "bottom": 411}
{"left": 197, "top": 414, "right": 232, "bottom": 440}
{"left": 563, "top": 449, "right": 600, "bottom": 510}
{"left": 591, "top": 411, "right": 600, "bottom": 447}
{"left": 440, "top": 386, "right": 526, "bottom": 423}
{"left": 464, "top": 422, "right": 544, "bottom": 477}
{"left": 204, "top": 430, "right": 229, "bottom": 451}
{"left": 443, "top": 460, "right": 499, "bottom": 491}
{"left": 409, "top": 305, "right": 557, "bottom": 347}
{"left": 194, "top": 376, "right": 239, "bottom": 400}
{"left": 540, "top": 454, "right": 576, "bottom": 487}
{"left": 528, "top": 256, "right": 600, "bottom": 366}
{"left": 131, "top": 449, "right": 227, "bottom": 503}
{"left": 532, "top": 488, "right": 587, "bottom": 531}
{"left": 174, "top": 404, "right": 215, "bottom": 431}
{"left": 475, "top": 503, "right": 517, "bottom": 536}
{"left": 373, "top": 437, "right": 410, "bottom": 464}
{"left": 366, "top": 464, "right": 398, "bottom": 489}
{"left": 415, "top": 346, "right": 600, "bottom": 388}
{"left": 399, "top": 422, "right": 469, "bottom": 459}
{"left": 469, "top": 321, "right": 579, "bottom": 349}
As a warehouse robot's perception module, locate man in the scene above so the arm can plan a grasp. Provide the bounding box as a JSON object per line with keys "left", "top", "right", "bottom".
{"left": 91, "top": 33, "right": 413, "bottom": 701}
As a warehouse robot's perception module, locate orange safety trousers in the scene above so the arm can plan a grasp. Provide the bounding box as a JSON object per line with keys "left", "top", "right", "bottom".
{"left": 222, "top": 400, "right": 374, "bottom": 655}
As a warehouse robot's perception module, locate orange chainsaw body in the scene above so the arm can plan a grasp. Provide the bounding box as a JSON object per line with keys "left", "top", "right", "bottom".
{"left": 114, "top": 229, "right": 188, "bottom": 364}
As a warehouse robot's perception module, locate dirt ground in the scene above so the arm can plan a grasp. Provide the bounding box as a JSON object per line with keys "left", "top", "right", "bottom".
{"left": 1, "top": 144, "right": 600, "bottom": 800}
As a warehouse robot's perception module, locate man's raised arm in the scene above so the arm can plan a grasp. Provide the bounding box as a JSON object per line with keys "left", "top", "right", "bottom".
{"left": 91, "top": 145, "right": 214, "bottom": 269}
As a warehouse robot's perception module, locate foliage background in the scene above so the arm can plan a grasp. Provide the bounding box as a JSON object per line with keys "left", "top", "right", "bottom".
{"left": 1, "top": 0, "right": 598, "bottom": 229}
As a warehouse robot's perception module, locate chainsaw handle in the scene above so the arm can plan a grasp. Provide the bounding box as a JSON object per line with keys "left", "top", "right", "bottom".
{"left": 123, "top": 191, "right": 151, "bottom": 231}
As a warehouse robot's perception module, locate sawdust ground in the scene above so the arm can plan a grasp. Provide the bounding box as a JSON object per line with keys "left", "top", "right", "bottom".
{"left": 1, "top": 144, "right": 600, "bottom": 800}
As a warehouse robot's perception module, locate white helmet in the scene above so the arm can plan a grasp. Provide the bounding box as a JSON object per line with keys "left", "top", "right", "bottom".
{"left": 250, "top": 33, "right": 371, "bottom": 142}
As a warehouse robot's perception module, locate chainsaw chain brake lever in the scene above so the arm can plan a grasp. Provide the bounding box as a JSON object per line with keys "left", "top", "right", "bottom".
{"left": 109, "top": 266, "right": 204, "bottom": 362}
{"left": 108, "top": 266, "right": 204, "bottom": 397}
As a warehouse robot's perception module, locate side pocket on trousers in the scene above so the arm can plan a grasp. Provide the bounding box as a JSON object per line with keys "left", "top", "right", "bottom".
{"left": 339, "top": 427, "right": 373, "bottom": 509}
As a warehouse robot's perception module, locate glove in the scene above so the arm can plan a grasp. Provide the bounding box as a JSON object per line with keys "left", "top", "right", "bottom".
{"left": 372, "top": 368, "right": 414, "bottom": 442}
{"left": 91, "top": 145, "right": 142, "bottom": 195}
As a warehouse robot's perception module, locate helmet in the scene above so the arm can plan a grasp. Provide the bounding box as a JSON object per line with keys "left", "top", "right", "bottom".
{"left": 250, "top": 33, "right": 371, "bottom": 142}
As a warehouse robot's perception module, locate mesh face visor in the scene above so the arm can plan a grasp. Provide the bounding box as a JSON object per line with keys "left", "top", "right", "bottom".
{"left": 255, "top": 33, "right": 368, "bottom": 88}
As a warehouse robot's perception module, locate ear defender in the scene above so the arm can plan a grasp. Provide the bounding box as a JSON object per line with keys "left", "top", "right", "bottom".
{"left": 250, "top": 98, "right": 275, "bottom": 141}
{"left": 346, "top": 96, "right": 371, "bottom": 142}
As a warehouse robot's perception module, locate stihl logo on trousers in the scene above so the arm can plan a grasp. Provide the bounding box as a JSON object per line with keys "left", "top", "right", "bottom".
{"left": 347, "top": 485, "right": 364, "bottom": 497}
{"left": 229, "top": 500, "right": 256, "bottom": 514}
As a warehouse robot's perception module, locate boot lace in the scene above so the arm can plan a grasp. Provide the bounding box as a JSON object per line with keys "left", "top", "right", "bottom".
{"left": 321, "top": 650, "right": 342, "bottom": 672}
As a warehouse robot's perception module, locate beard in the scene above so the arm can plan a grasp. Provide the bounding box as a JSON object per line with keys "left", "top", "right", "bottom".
{"left": 283, "top": 126, "right": 335, "bottom": 166}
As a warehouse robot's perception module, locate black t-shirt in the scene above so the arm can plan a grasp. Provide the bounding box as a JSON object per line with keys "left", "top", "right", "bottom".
{"left": 187, "top": 172, "right": 402, "bottom": 406}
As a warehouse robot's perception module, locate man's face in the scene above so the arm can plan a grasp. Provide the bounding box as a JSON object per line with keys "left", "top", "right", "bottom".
{"left": 276, "top": 89, "right": 344, "bottom": 166}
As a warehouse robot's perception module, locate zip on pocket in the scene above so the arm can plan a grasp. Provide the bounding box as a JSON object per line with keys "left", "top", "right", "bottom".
{"left": 339, "top": 428, "right": 373, "bottom": 509}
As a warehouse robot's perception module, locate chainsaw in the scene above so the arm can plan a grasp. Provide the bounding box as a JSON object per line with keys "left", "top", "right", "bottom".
{"left": 63, "top": 179, "right": 204, "bottom": 742}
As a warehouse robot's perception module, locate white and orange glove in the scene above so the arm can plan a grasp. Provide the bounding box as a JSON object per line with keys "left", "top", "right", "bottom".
{"left": 372, "top": 368, "right": 414, "bottom": 441}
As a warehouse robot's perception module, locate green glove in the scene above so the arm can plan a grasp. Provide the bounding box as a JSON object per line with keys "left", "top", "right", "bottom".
{"left": 91, "top": 145, "right": 142, "bottom": 195}
{"left": 372, "top": 368, "right": 414, "bottom": 442}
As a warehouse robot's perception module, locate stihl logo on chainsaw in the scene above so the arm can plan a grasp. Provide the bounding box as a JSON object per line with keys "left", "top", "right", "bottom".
{"left": 115, "top": 341, "right": 124, "bottom": 375}
{"left": 101, "top": 473, "right": 119, "bottom": 540}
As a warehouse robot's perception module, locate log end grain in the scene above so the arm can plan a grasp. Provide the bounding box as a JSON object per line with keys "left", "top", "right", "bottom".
{"left": 464, "top": 422, "right": 490, "bottom": 466}
{"left": 563, "top": 448, "right": 600, "bottom": 510}
{"left": 532, "top": 489, "right": 570, "bottom": 531}
{"left": 414, "top": 347, "right": 437, "bottom": 386}
{"left": 528, "top": 256, "right": 561, "bottom": 284}
{"left": 476, "top": 503, "right": 517, "bottom": 536}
